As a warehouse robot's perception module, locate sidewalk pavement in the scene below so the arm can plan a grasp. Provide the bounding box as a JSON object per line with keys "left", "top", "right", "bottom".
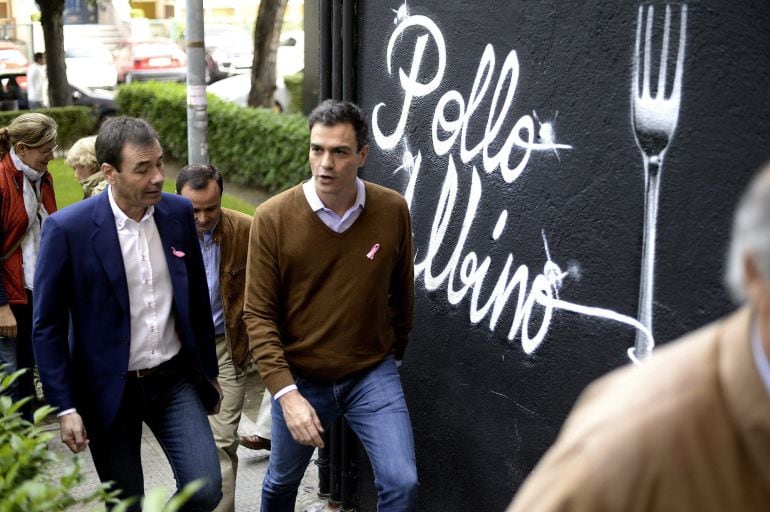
{"left": 44, "top": 370, "right": 335, "bottom": 511}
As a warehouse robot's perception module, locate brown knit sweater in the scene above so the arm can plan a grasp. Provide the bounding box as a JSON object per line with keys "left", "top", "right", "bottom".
{"left": 244, "top": 180, "right": 414, "bottom": 394}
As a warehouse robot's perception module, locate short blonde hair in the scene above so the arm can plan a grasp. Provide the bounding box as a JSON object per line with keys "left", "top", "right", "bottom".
{"left": 65, "top": 135, "right": 98, "bottom": 174}
{"left": 0, "top": 112, "right": 58, "bottom": 155}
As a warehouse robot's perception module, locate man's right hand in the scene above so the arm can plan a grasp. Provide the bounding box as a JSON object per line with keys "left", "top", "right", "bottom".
{"left": 278, "top": 390, "right": 325, "bottom": 448}
{"left": 0, "top": 304, "right": 17, "bottom": 338}
{"left": 60, "top": 412, "right": 89, "bottom": 453}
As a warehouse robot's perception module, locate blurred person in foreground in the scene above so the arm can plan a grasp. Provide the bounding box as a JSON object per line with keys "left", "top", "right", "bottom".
{"left": 507, "top": 163, "right": 770, "bottom": 511}
{"left": 32, "top": 117, "right": 222, "bottom": 511}
{"left": 244, "top": 99, "right": 418, "bottom": 511}
{"left": 176, "top": 164, "right": 253, "bottom": 512}
{"left": 0, "top": 113, "right": 57, "bottom": 419}
{"left": 66, "top": 135, "right": 107, "bottom": 198}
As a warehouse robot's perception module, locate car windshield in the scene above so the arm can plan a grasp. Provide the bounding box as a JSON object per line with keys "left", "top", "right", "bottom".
{"left": 0, "top": 49, "right": 27, "bottom": 66}
{"left": 66, "top": 47, "right": 111, "bottom": 59}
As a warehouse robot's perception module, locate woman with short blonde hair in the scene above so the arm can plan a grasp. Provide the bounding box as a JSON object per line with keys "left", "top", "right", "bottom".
{"left": 65, "top": 135, "right": 106, "bottom": 198}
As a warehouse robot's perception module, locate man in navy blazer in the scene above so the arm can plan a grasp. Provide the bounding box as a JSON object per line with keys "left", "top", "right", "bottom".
{"left": 32, "top": 117, "right": 222, "bottom": 511}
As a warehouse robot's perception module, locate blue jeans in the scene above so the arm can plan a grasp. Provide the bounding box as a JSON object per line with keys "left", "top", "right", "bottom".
{"left": 261, "top": 356, "right": 418, "bottom": 511}
{"left": 88, "top": 360, "right": 222, "bottom": 511}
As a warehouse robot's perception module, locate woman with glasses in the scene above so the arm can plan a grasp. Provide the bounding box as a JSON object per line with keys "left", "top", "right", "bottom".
{"left": 0, "top": 112, "right": 58, "bottom": 419}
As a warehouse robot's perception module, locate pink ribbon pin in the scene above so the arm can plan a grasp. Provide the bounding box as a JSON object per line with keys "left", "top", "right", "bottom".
{"left": 366, "top": 243, "right": 380, "bottom": 260}
{"left": 171, "top": 247, "right": 186, "bottom": 258}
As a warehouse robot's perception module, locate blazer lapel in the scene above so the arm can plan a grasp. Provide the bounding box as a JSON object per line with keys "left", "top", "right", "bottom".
{"left": 92, "top": 192, "right": 130, "bottom": 314}
{"left": 154, "top": 198, "right": 189, "bottom": 305}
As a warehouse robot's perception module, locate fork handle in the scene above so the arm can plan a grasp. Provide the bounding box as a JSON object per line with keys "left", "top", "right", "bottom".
{"left": 634, "top": 158, "right": 661, "bottom": 359}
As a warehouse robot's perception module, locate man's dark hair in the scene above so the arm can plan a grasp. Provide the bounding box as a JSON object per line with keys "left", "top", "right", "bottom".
{"left": 308, "top": 100, "right": 368, "bottom": 151}
{"left": 176, "top": 164, "right": 224, "bottom": 196}
{"left": 33, "top": 52, "right": 44, "bottom": 63}
{"left": 96, "top": 116, "right": 159, "bottom": 172}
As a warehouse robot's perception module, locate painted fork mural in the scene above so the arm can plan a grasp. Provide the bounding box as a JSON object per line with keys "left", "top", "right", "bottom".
{"left": 631, "top": 4, "right": 688, "bottom": 360}
{"left": 374, "top": 3, "right": 688, "bottom": 362}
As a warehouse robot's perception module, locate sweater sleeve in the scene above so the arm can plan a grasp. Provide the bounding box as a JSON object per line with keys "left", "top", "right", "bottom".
{"left": 389, "top": 197, "right": 414, "bottom": 360}
{"left": 243, "top": 205, "right": 295, "bottom": 395}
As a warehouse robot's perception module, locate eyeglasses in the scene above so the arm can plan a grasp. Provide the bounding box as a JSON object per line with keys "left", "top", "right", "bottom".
{"left": 28, "top": 144, "right": 58, "bottom": 156}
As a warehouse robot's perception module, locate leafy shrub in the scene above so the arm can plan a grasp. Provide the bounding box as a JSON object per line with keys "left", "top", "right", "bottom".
{"left": 0, "top": 368, "right": 118, "bottom": 511}
{"left": 116, "top": 82, "right": 309, "bottom": 192}
{"left": 0, "top": 107, "right": 95, "bottom": 149}
{"left": 0, "top": 368, "right": 202, "bottom": 511}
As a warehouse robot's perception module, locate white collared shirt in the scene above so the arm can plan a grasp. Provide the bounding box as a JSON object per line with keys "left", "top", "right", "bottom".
{"left": 302, "top": 177, "right": 366, "bottom": 233}
{"left": 108, "top": 186, "right": 181, "bottom": 370}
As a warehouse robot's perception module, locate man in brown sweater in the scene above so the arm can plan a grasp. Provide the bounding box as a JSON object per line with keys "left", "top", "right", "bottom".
{"left": 244, "top": 100, "right": 417, "bottom": 511}
{"left": 507, "top": 163, "right": 770, "bottom": 511}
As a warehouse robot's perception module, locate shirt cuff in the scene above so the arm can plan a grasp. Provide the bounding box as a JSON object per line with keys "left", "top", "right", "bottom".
{"left": 273, "top": 384, "right": 298, "bottom": 400}
{"left": 57, "top": 408, "right": 77, "bottom": 417}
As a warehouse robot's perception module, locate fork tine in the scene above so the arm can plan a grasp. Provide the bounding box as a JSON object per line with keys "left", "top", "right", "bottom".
{"left": 671, "top": 4, "right": 688, "bottom": 102}
{"left": 657, "top": 5, "right": 671, "bottom": 99}
{"left": 633, "top": 5, "right": 642, "bottom": 98}
{"left": 642, "top": 5, "right": 654, "bottom": 99}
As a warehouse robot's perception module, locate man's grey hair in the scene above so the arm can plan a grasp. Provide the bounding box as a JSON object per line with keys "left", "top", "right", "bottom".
{"left": 725, "top": 168, "right": 770, "bottom": 303}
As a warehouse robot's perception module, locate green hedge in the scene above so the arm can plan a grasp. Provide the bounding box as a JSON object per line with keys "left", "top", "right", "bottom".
{"left": 116, "top": 82, "right": 309, "bottom": 193}
{"left": 0, "top": 107, "right": 95, "bottom": 149}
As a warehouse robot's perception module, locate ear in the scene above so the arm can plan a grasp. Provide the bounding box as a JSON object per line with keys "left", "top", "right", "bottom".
{"left": 743, "top": 253, "right": 766, "bottom": 302}
{"left": 357, "top": 144, "right": 369, "bottom": 168}
{"left": 102, "top": 163, "right": 116, "bottom": 183}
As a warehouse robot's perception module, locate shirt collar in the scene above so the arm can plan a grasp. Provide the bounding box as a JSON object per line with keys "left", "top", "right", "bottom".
{"left": 107, "top": 184, "right": 154, "bottom": 229}
{"left": 302, "top": 177, "right": 366, "bottom": 213}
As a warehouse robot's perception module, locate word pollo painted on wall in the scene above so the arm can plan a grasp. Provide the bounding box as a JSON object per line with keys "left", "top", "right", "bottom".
{"left": 372, "top": 13, "right": 653, "bottom": 360}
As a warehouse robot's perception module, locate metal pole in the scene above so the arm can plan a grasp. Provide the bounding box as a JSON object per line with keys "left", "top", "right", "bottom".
{"left": 329, "top": 416, "right": 343, "bottom": 505}
{"left": 185, "top": 0, "right": 208, "bottom": 164}
{"left": 341, "top": 0, "right": 355, "bottom": 102}
{"left": 331, "top": 0, "right": 342, "bottom": 100}
{"left": 341, "top": 420, "right": 357, "bottom": 511}
{"left": 319, "top": 0, "right": 332, "bottom": 101}
{"left": 316, "top": 433, "right": 331, "bottom": 499}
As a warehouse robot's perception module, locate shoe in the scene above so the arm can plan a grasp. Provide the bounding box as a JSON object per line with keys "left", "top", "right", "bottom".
{"left": 239, "top": 434, "right": 271, "bottom": 451}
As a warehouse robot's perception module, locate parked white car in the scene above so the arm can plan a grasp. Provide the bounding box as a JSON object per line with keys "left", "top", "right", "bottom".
{"left": 207, "top": 73, "right": 292, "bottom": 112}
{"left": 64, "top": 42, "right": 118, "bottom": 89}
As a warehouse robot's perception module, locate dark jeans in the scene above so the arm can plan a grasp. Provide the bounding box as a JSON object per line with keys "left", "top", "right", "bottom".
{"left": 88, "top": 359, "right": 222, "bottom": 511}
{"left": 0, "top": 298, "right": 37, "bottom": 421}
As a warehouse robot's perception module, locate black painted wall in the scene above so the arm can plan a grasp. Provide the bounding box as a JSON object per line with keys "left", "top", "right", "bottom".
{"left": 348, "top": 1, "right": 770, "bottom": 510}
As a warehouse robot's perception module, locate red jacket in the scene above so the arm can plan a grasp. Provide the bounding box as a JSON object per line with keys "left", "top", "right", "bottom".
{"left": 0, "top": 152, "right": 56, "bottom": 305}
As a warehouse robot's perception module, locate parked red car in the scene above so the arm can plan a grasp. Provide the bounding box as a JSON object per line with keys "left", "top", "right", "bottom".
{"left": 0, "top": 41, "right": 29, "bottom": 71}
{"left": 114, "top": 39, "right": 187, "bottom": 84}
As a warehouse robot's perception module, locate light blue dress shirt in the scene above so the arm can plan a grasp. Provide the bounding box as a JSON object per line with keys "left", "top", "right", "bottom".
{"left": 199, "top": 229, "right": 225, "bottom": 336}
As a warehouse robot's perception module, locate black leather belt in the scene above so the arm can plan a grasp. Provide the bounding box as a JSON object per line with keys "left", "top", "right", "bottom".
{"left": 126, "top": 354, "right": 181, "bottom": 379}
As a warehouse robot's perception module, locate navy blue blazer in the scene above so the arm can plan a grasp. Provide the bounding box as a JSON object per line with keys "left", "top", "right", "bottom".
{"left": 32, "top": 191, "right": 218, "bottom": 433}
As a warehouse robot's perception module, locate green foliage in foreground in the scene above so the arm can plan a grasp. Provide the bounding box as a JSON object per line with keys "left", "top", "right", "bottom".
{"left": 0, "top": 367, "right": 203, "bottom": 511}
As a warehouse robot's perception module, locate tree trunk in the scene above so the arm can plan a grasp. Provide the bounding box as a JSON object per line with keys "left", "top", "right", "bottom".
{"left": 248, "top": 0, "right": 289, "bottom": 109}
{"left": 36, "top": 0, "right": 71, "bottom": 107}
